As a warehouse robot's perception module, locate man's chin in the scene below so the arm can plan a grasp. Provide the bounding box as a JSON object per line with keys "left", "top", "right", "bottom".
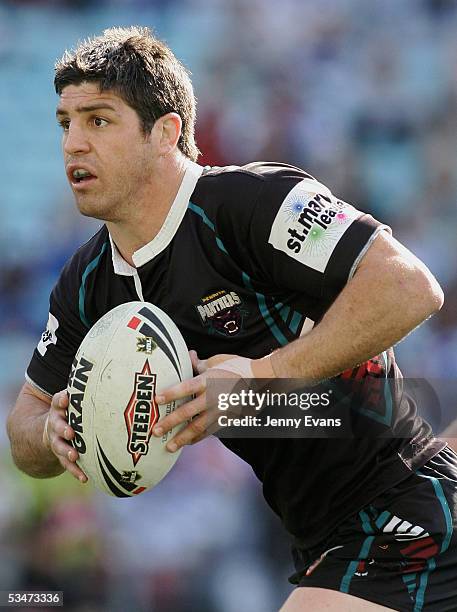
{"left": 75, "top": 200, "right": 111, "bottom": 222}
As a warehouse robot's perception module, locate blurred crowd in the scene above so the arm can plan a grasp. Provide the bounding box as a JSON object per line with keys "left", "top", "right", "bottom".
{"left": 1, "top": 0, "right": 456, "bottom": 610}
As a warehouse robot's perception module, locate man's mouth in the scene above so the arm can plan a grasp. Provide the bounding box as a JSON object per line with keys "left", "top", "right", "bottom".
{"left": 66, "top": 164, "right": 98, "bottom": 188}
{"left": 72, "top": 168, "right": 96, "bottom": 184}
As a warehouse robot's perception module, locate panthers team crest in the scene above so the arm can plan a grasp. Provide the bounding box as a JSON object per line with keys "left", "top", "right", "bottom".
{"left": 195, "top": 289, "right": 248, "bottom": 337}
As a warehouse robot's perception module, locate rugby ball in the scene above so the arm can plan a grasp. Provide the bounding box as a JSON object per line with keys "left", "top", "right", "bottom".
{"left": 66, "top": 302, "right": 193, "bottom": 497}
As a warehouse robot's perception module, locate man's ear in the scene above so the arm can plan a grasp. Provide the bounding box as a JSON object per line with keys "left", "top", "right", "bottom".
{"left": 156, "top": 112, "right": 182, "bottom": 154}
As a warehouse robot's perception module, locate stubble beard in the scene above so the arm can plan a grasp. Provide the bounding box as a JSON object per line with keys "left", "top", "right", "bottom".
{"left": 74, "top": 151, "right": 153, "bottom": 223}
{"left": 75, "top": 193, "right": 113, "bottom": 221}
{"left": 74, "top": 183, "right": 129, "bottom": 223}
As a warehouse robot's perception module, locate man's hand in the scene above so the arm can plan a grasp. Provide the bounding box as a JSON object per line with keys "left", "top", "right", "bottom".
{"left": 44, "top": 390, "right": 88, "bottom": 483}
{"left": 152, "top": 350, "right": 274, "bottom": 452}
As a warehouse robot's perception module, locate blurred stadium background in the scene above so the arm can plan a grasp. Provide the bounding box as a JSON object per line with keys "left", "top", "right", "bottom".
{"left": 1, "top": 0, "right": 456, "bottom": 610}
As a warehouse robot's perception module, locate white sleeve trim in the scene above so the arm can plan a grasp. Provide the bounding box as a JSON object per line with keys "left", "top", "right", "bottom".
{"left": 348, "top": 226, "right": 392, "bottom": 281}
{"left": 24, "top": 373, "right": 53, "bottom": 398}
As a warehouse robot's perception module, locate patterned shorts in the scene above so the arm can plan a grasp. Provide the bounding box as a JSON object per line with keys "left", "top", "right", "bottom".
{"left": 291, "top": 446, "right": 457, "bottom": 611}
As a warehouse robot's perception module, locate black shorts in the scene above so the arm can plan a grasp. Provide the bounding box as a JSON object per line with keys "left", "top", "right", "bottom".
{"left": 290, "top": 446, "right": 457, "bottom": 611}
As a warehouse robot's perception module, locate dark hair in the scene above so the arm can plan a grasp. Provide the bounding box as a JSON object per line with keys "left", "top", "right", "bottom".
{"left": 54, "top": 26, "right": 199, "bottom": 161}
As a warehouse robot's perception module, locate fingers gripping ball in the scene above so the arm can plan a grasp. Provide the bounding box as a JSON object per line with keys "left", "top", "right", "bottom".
{"left": 66, "top": 302, "right": 193, "bottom": 497}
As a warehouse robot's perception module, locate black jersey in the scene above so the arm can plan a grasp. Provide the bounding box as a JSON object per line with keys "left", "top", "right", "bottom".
{"left": 27, "top": 161, "right": 444, "bottom": 553}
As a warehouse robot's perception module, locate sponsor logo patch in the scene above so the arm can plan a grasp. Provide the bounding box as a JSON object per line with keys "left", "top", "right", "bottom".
{"left": 195, "top": 289, "right": 248, "bottom": 337}
{"left": 124, "top": 360, "right": 159, "bottom": 466}
{"left": 37, "top": 312, "right": 59, "bottom": 356}
{"left": 268, "top": 179, "right": 361, "bottom": 272}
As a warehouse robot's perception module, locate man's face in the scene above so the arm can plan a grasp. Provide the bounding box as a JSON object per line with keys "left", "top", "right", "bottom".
{"left": 56, "top": 82, "right": 156, "bottom": 221}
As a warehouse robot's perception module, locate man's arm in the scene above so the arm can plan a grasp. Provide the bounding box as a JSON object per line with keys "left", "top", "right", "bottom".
{"left": 6, "top": 383, "right": 87, "bottom": 482}
{"left": 269, "top": 231, "right": 444, "bottom": 379}
{"left": 153, "top": 231, "right": 444, "bottom": 450}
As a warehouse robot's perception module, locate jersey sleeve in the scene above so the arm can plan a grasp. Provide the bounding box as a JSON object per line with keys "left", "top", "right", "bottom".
{"left": 247, "top": 171, "right": 390, "bottom": 300}
{"left": 26, "top": 258, "right": 87, "bottom": 396}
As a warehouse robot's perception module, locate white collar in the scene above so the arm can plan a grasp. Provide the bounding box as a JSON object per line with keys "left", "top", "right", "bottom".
{"left": 109, "top": 160, "right": 203, "bottom": 276}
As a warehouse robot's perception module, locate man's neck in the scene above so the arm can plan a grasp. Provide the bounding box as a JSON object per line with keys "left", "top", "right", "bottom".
{"left": 107, "top": 155, "right": 188, "bottom": 266}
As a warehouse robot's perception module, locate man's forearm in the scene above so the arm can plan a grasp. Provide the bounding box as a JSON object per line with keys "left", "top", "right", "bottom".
{"left": 270, "top": 235, "right": 443, "bottom": 380}
{"left": 7, "top": 389, "right": 64, "bottom": 478}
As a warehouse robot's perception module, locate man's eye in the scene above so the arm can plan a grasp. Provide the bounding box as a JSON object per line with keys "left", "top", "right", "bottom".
{"left": 93, "top": 117, "right": 108, "bottom": 127}
{"left": 59, "top": 120, "right": 70, "bottom": 131}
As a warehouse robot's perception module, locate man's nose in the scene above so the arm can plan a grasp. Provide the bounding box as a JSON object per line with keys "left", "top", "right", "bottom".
{"left": 63, "top": 124, "right": 90, "bottom": 156}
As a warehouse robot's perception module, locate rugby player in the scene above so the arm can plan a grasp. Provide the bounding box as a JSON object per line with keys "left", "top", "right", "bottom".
{"left": 6, "top": 27, "right": 457, "bottom": 611}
